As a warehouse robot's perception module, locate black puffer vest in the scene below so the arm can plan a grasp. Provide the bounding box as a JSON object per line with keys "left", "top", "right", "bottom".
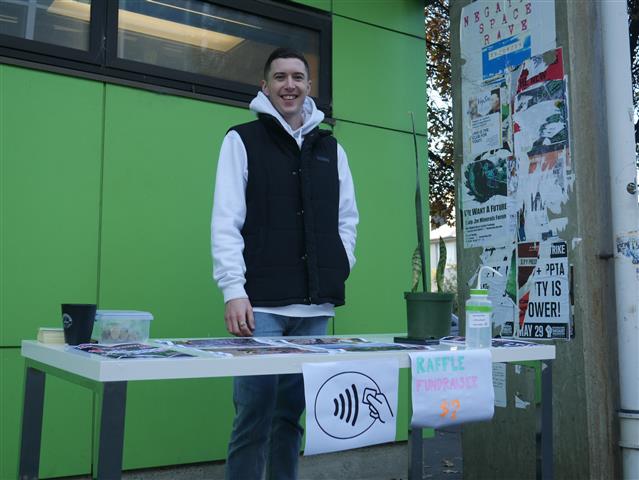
{"left": 230, "top": 114, "right": 349, "bottom": 307}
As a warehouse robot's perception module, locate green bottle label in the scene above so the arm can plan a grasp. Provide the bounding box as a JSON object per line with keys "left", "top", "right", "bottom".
{"left": 467, "top": 305, "right": 492, "bottom": 313}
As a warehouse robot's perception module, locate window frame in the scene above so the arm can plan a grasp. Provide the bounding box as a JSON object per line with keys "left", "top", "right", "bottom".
{"left": 0, "top": 0, "right": 332, "bottom": 112}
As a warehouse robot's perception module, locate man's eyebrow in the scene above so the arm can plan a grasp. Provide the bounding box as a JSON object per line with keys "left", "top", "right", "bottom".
{"left": 271, "top": 70, "right": 306, "bottom": 77}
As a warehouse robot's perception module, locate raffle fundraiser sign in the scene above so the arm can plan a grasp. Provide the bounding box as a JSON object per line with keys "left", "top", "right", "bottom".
{"left": 410, "top": 349, "right": 494, "bottom": 429}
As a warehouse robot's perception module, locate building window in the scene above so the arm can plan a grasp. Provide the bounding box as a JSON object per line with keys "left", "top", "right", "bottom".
{"left": 0, "top": 0, "right": 331, "bottom": 111}
{"left": 0, "top": 0, "right": 92, "bottom": 51}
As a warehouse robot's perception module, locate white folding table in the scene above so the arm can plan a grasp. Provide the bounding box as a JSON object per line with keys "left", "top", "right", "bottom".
{"left": 19, "top": 336, "right": 555, "bottom": 480}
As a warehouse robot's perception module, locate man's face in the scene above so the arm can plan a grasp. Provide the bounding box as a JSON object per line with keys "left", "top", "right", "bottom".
{"left": 261, "top": 58, "right": 311, "bottom": 127}
{"left": 490, "top": 93, "right": 500, "bottom": 111}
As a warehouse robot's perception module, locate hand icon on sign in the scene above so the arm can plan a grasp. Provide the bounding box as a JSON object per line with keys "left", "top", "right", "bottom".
{"left": 363, "top": 388, "right": 394, "bottom": 424}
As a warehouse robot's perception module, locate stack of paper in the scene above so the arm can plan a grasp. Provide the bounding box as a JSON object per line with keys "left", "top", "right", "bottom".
{"left": 37, "top": 328, "right": 65, "bottom": 344}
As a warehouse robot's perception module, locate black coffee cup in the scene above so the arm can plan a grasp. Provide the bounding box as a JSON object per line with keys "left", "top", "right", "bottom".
{"left": 61, "top": 304, "right": 97, "bottom": 345}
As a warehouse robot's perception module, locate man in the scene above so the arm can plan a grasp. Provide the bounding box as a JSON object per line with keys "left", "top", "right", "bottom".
{"left": 211, "top": 47, "right": 358, "bottom": 480}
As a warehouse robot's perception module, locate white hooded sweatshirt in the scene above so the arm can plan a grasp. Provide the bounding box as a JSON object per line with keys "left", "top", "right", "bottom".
{"left": 211, "top": 92, "right": 358, "bottom": 317}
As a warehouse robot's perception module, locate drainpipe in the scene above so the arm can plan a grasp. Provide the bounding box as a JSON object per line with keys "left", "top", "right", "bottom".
{"left": 599, "top": 2, "right": 639, "bottom": 478}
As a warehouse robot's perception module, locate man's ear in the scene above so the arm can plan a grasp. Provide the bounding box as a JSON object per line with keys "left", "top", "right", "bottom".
{"left": 261, "top": 79, "right": 269, "bottom": 96}
{"left": 307, "top": 80, "right": 312, "bottom": 95}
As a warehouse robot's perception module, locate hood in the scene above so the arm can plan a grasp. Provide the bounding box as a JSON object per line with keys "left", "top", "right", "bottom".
{"left": 249, "top": 91, "right": 325, "bottom": 137}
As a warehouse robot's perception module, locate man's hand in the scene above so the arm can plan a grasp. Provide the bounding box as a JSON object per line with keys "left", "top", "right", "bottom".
{"left": 225, "top": 298, "right": 255, "bottom": 337}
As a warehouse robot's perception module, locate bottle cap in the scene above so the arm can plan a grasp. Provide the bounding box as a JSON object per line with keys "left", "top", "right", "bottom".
{"left": 470, "top": 289, "right": 488, "bottom": 295}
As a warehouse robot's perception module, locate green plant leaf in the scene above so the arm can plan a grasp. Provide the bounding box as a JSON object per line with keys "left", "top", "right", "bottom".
{"left": 411, "top": 245, "right": 422, "bottom": 293}
{"left": 436, "top": 236, "right": 447, "bottom": 292}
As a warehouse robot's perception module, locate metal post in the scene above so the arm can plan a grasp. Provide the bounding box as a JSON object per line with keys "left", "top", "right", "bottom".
{"left": 18, "top": 367, "right": 46, "bottom": 480}
{"left": 94, "top": 381, "right": 127, "bottom": 480}
{"left": 408, "top": 427, "right": 423, "bottom": 480}
{"left": 536, "top": 361, "right": 553, "bottom": 480}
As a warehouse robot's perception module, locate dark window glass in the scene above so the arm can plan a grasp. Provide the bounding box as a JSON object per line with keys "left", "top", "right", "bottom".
{"left": 116, "top": 0, "right": 320, "bottom": 88}
{"left": 0, "top": 1, "right": 330, "bottom": 108}
{"left": 0, "top": 0, "right": 91, "bottom": 51}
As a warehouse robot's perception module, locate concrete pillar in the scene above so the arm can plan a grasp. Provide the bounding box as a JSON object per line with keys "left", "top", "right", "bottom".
{"left": 450, "top": 1, "right": 621, "bottom": 478}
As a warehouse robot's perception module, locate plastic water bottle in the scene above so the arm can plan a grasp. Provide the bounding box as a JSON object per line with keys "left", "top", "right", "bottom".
{"left": 465, "top": 266, "right": 502, "bottom": 349}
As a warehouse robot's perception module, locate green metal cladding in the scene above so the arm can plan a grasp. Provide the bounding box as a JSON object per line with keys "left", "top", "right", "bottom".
{"left": 0, "top": 1, "right": 427, "bottom": 477}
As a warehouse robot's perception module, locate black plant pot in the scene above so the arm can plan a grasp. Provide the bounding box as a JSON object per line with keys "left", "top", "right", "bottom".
{"left": 404, "top": 291, "right": 454, "bottom": 340}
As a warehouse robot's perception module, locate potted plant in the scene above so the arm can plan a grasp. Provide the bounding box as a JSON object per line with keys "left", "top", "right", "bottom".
{"left": 403, "top": 113, "right": 454, "bottom": 341}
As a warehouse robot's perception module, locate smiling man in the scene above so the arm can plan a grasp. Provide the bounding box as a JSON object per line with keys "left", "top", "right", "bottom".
{"left": 211, "top": 47, "right": 358, "bottom": 480}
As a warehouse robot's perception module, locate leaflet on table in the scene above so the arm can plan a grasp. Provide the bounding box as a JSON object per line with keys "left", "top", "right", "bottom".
{"left": 72, "top": 343, "right": 196, "bottom": 359}
{"left": 154, "top": 337, "right": 325, "bottom": 357}
{"left": 295, "top": 342, "right": 433, "bottom": 353}
{"left": 439, "top": 336, "right": 539, "bottom": 348}
{"left": 157, "top": 337, "right": 432, "bottom": 356}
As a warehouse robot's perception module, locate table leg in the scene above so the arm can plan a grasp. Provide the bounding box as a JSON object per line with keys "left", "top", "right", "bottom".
{"left": 408, "top": 427, "right": 423, "bottom": 480}
{"left": 536, "top": 360, "right": 553, "bottom": 480}
{"left": 94, "top": 381, "right": 127, "bottom": 480}
{"left": 19, "top": 367, "right": 46, "bottom": 480}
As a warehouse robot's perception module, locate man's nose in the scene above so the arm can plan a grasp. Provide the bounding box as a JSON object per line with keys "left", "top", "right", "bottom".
{"left": 284, "top": 76, "right": 295, "bottom": 89}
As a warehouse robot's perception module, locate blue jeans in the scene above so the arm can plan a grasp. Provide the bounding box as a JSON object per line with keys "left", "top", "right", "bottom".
{"left": 225, "top": 313, "right": 330, "bottom": 480}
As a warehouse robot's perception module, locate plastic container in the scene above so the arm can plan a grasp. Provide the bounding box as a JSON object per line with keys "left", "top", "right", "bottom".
{"left": 465, "top": 266, "right": 501, "bottom": 349}
{"left": 94, "top": 310, "right": 153, "bottom": 344}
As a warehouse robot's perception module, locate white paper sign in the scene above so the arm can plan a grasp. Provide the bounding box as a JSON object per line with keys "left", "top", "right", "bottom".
{"left": 492, "top": 362, "right": 507, "bottom": 408}
{"left": 410, "top": 349, "right": 494, "bottom": 429}
{"left": 302, "top": 359, "right": 399, "bottom": 455}
{"left": 460, "top": 0, "right": 556, "bottom": 81}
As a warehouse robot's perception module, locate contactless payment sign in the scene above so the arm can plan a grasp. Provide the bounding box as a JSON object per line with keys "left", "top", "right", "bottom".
{"left": 410, "top": 349, "right": 494, "bottom": 429}
{"left": 303, "top": 360, "right": 399, "bottom": 455}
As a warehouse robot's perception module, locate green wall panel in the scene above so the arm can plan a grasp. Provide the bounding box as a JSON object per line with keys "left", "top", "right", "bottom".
{"left": 332, "top": 122, "right": 429, "bottom": 336}
{"left": 122, "top": 378, "right": 234, "bottom": 469}
{"left": 0, "top": 65, "right": 102, "bottom": 346}
{"left": 99, "top": 84, "right": 252, "bottom": 339}
{"left": 333, "top": 0, "right": 425, "bottom": 37}
{"left": 293, "top": 0, "right": 331, "bottom": 11}
{"left": 333, "top": 16, "right": 427, "bottom": 135}
{"left": 0, "top": 349, "right": 93, "bottom": 480}
{"left": 99, "top": 85, "right": 252, "bottom": 467}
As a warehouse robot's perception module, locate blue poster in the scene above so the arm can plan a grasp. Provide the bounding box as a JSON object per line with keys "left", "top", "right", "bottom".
{"left": 482, "top": 35, "right": 532, "bottom": 80}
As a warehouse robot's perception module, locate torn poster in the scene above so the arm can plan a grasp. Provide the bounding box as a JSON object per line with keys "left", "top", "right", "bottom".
{"left": 470, "top": 245, "right": 518, "bottom": 336}
{"left": 513, "top": 239, "right": 570, "bottom": 340}
{"left": 511, "top": 48, "right": 572, "bottom": 243}
{"left": 460, "top": 0, "right": 556, "bottom": 82}
{"left": 616, "top": 231, "right": 639, "bottom": 280}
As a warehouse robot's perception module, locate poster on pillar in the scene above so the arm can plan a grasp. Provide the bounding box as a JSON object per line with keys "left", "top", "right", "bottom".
{"left": 471, "top": 245, "right": 518, "bottom": 337}
{"left": 511, "top": 48, "right": 573, "bottom": 243}
{"left": 514, "top": 239, "right": 570, "bottom": 339}
{"left": 461, "top": 146, "right": 516, "bottom": 248}
{"left": 460, "top": 0, "right": 556, "bottom": 82}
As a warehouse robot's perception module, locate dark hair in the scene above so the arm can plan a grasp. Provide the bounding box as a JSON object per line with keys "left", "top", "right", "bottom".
{"left": 263, "top": 47, "right": 310, "bottom": 79}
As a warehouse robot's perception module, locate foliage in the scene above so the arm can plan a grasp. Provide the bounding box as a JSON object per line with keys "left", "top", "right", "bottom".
{"left": 425, "top": 0, "right": 454, "bottom": 228}
{"left": 436, "top": 237, "right": 447, "bottom": 292}
{"left": 424, "top": 0, "right": 639, "bottom": 230}
{"left": 629, "top": 0, "right": 639, "bottom": 166}
{"left": 411, "top": 237, "right": 448, "bottom": 294}
{"left": 410, "top": 245, "right": 422, "bottom": 293}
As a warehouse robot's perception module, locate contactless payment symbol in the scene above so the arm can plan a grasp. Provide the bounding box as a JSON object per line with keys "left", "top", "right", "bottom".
{"left": 314, "top": 371, "right": 394, "bottom": 439}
